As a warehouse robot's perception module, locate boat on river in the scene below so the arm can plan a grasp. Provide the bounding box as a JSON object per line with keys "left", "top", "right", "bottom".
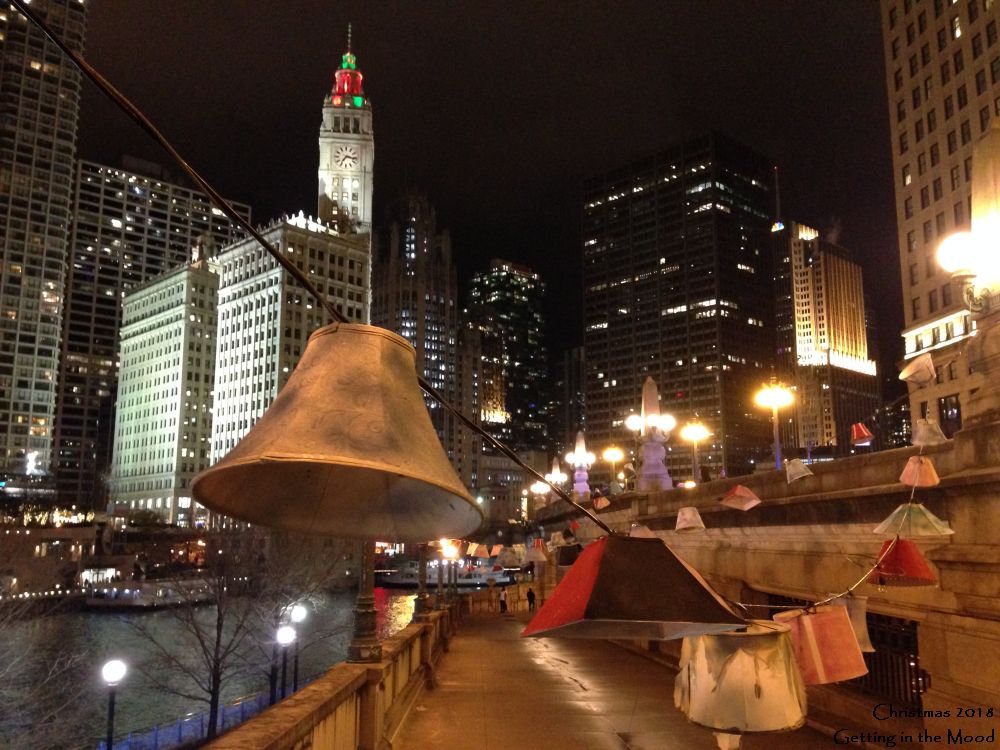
{"left": 375, "top": 560, "right": 511, "bottom": 589}
{"left": 84, "top": 579, "right": 213, "bottom": 610}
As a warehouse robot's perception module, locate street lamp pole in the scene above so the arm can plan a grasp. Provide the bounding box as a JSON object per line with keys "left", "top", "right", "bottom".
{"left": 101, "top": 659, "right": 126, "bottom": 750}
{"left": 754, "top": 383, "right": 794, "bottom": 471}
{"left": 289, "top": 604, "right": 307, "bottom": 692}
{"left": 679, "top": 422, "right": 711, "bottom": 484}
{"left": 347, "top": 539, "right": 382, "bottom": 663}
{"left": 412, "top": 542, "right": 430, "bottom": 621}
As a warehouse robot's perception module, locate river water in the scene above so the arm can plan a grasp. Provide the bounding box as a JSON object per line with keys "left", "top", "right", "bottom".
{"left": 0, "top": 588, "right": 414, "bottom": 750}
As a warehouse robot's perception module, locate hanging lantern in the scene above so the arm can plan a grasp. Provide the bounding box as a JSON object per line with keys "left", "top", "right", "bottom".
{"left": 866, "top": 538, "right": 936, "bottom": 588}
{"left": 911, "top": 418, "right": 949, "bottom": 447}
{"left": 850, "top": 422, "right": 874, "bottom": 446}
{"left": 523, "top": 538, "right": 549, "bottom": 563}
{"left": 549, "top": 531, "right": 568, "bottom": 547}
{"left": 522, "top": 535, "right": 745, "bottom": 640}
{"left": 489, "top": 544, "right": 503, "bottom": 557}
{"left": 676, "top": 507, "right": 706, "bottom": 532}
{"left": 496, "top": 546, "right": 521, "bottom": 567}
{"left": 192, "top": 324, "right": 481, "bottom": 541}
{"left": 827, "top": 594, "right": 875, "bottom": 653}
{"left": 720, "top": 485, "right": 761, "bottom": 511}
{"left": 899, "top": 353, "right": 936, "bottom": 387}
{"left": 772, "top": 606, "right": 868, "bottom": 685}
{"left": 593, "top": 495, "right": 611, "bottom": 510}
{"left": 472, "top": 543, "right": 492, "bottom": 559}
{"left": 899, "top": 455, "right": 940, "bottom": 487}
{"left": 674, "top": 620, "right": 806, "bottom": 734}
{"left": 873, "top": 503, "right": 954, "bottom": 537}
{"left": 713, "top": 733, "right": 742, "bottom": 750}
{"left": 570, "top": 520, "right": 581, "bottom": 531}
{"left": 629, "top": 524, "right": 656, "bottom": 538}
{"left": 785, "top": 459, "right": 813, "bottom": 483}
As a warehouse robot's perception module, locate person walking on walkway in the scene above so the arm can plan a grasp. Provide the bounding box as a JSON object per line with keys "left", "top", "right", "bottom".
{"left": 499, "top": 587, "right": 508, "bottom": 614}
{"left": 526, "top": 587, "right": 536, "bottom": 611}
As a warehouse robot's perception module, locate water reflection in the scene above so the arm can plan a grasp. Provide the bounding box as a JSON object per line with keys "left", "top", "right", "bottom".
{"left": 0, "top": 589, "right": 413, "bottom": 750}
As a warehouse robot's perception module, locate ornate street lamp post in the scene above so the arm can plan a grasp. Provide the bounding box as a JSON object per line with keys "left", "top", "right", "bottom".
{"left": 679, "top": 421, "right": 711, "bottom": 484}
{"left": 347, "top": 539, "right": 382, "bottom": 663}
{"left": 276, "top": 625, "right": 295, "bottom": 699}
{"left": 625, "top": 377, "right": 675, "bottom": 491}
{"left": 564, "top": 431, "right": 596, "bottom": 500}
{"left": 288, "top": 604, "right": 307, "bottom": 691}
{"left": 101, "top": 659, "right": 127, "bottom": 750}
{"left": 754, "top": 383, "right": 794, "bottom": 471}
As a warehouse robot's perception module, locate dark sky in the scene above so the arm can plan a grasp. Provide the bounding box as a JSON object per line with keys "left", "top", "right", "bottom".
{"left": 78, "top": 1, "right": 900, "bottom": 377}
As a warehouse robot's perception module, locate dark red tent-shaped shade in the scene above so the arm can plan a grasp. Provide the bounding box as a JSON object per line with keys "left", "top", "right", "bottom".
{"left": 522, "top": 535, "right": 745, "bottom": 640}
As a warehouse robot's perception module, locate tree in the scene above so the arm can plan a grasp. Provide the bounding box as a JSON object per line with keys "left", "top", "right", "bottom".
{"left": 127, "top": 528, "right": 353, "bottom": 740}
{"left": 0, "top": 599, "right": 91, "bottom": 750}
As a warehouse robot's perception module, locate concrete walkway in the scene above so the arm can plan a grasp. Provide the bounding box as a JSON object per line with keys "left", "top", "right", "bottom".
{"left": 395, "top": 613, "right": 836, "bottom": 750}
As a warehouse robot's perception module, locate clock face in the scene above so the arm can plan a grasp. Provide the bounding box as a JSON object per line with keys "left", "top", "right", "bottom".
{"left": 335, "top": 146, "right": 359, "bottom": 169}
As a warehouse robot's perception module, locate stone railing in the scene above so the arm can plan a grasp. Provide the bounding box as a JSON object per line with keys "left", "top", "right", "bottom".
{"left": 535, "top": 436, "right": 1000, "bottom": 744}
{"left": 204, "top": 606, "right": 456, "bottom": 750}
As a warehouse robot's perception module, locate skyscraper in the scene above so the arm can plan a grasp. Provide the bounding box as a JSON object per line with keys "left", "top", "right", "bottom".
{"left": 0, "top": 0, "right": 87, "bottom": 478}
{"left": 582, "top": 132, "right": 774, "bottom": 479}
{"left": 773, "top": 221, "right": 880, "bottom": 454}
{"left": 109, "top": 255, "right": 219, "bottom": 526}
{"left": 467, "top": 259, "right": 548, "bottom": 454}
{"left": 54, "top": 159, "right": 249, "bottom": 510}
{"left": 880, "top": 0, "right": 1000, "bottom": 434}
{"left": 371, "top": 192, "right": 476, "bottom": 484}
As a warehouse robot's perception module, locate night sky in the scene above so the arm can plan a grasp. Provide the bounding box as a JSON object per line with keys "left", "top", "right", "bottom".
{"left": 78, "top": 1, "right": 900, "bottom": 381}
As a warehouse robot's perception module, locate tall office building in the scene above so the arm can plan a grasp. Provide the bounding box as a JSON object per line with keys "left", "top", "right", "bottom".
{"left": 773, "top": 221, "right": 879, "bottom": 453}
{"left": 54, "top": 159, "right": 249, "bottom": 510}
{"left": 108, "top": 256, "right": 218, "bottom": 526}
{"left": 467, "top": 259, "right": 548, "bottom": 454}
{"left": 582, "top": 132, "right": 774, "bottom": 479}
{"left": 880, "top": 0, "right": 1000, "bottom": 434}
{"left": 372, "top": 193, "right": 475, "bottom": 483}
{"left": 0, "top": 0, "right": 87, "bottom": 478}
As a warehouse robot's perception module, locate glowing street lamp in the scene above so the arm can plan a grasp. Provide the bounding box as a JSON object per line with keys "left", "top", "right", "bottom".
{"left": 602, "top": 446, "right": 624, "bottom": 494}
{"left": 679, "top": 421, "right": 711, "bottom": 484}
{"left": 276, "top": 625, "right": 296, "bottom": 699}
{"left": 101, "top": 659, "right": 127, "bottom": 750}
{"left": 754, "top": 383, "right": 794, "bottom": 471}
{"left": 288, "top": 604, "right": 307, "bottom": 691}
{"left": 627, "top": 377, "right": 675, "bottom": 491}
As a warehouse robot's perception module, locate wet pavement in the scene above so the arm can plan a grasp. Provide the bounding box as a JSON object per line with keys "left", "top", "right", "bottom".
{"left": 395, "top": 612, "right": 837, "bottom": 750}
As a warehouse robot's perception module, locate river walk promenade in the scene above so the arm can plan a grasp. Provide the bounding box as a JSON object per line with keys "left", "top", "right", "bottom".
{"left": 394, "top": 612, "right": 835, "bottom": 750}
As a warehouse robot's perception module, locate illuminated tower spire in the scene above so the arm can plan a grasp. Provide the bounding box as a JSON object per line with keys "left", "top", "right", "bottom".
{"left": 318, "top": 24, "right": 374, "bottom": 233}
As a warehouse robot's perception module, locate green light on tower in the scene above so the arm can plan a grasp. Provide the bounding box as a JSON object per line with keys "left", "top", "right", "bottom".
{"left": 353, "top": 96, "right": 364, "bottom": 108}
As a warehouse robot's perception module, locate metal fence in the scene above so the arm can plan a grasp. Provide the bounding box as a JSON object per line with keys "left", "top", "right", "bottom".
{"left": 97, "top": 679, "right": 315, "bottom": 750}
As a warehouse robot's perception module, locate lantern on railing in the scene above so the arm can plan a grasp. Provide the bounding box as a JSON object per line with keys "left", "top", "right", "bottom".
{"left": 720, "top": 485, "right": 761, "bottom": 511}
{"left": 850, "top": 422, "right": 874, "bottom": 446}
{"left": 911, "top": 419, "right": 948, "bottom": 447}
{"left": 899, "top": 353, "right": 936, "bottom": 387}
{"left": 772, "top": 606, "right": 868, "bottom": 685}
{"left": 785, "top": 459, "right": 813, "bottom": 483}
{"left": 866, "top": 538, "right": 936, "bottom": 588}
{"left": 899, "top": 456, "right": 940, "bottom": 487}
{"left": 674, "top": 621, "right": 806, "bottom": 735}
{"left": 676, "top": 507, "right": 706, "bottom": 532}
{"left": 873, "top": 503, "right": 954, "bottom": 537}
{"left": 523, "top": 538, "right": 549, "bottom": 563}
{"left": 828, "top": 594, "right": 875, "bottom": 653}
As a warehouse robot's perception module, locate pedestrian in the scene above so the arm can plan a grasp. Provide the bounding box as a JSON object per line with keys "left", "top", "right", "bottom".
{"left": 499, "top": 587, "right": 508, "bottom": 614}
{"left": 526, "top": 587, "right": 536, "bottom": 612}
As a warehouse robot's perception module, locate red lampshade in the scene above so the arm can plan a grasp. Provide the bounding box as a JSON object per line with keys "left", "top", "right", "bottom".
{"left": 593, "top": 496, "right": 611, "bottom": 510}
{"left": 773, "top": 606, "right": 868, "bottom": 685}
{"left": 521, "top": 535, "right": 744, "bottom": 640}
{"left": 866, "top": 538, "right": 936, "bottom": 587}
{"left": 850, "top": 422, "right": 874, "bottom": 446}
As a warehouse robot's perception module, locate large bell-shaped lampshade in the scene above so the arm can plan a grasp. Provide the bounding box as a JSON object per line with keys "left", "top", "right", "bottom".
{"left": 674, "top": 620, "right": 806, "bottom": 734}
{"left": 873, "top": 502, "right": 954, "bottom": 537}
{"left": 720, "top": 485, "right": 761, "bottom": 511}
{"left": 522, "top": 535, "right": 744, "bottom": 640}
{"left": 192, "top": 323, "right": 482, "bottom": 541}
{"left": 772, "top": 606, "right": 868, "bottom": 685}
{"left": 866, "top": 538, "right": 937, "bottom": 587}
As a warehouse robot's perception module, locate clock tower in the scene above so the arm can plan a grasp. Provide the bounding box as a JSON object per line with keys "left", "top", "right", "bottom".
{"left": 318, "top": 27, "right": 374, "bottom": 233}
